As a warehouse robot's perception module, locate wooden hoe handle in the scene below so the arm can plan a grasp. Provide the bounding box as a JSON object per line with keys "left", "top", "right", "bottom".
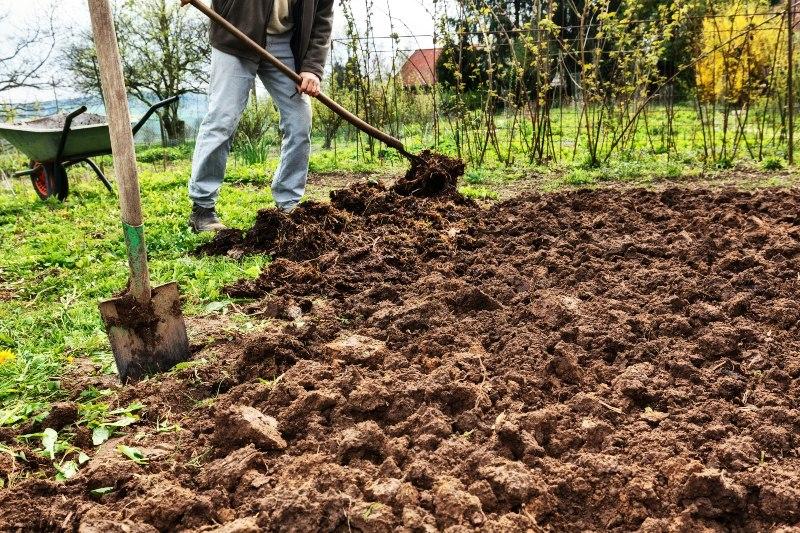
{"left": 180, "top": 0, "right": 415, "bottom": 159}
{"left": 88, "top": 0, "right": 152, "bottom": 304}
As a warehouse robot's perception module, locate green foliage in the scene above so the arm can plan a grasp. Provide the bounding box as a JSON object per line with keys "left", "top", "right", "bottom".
{"left": 234, "top": 136, "right": 275, "bottom": 166}
{"left": 563, "top": 169, "right": 598, "bottom": 187}
{"left": 233, "top": 96, "right": 280, "bottom": 166}
{"left": 459, "top": 186, "right": 499, "bottom": 200}
{"left": 0, "top": 161, "right": 271, "bottom": 427}
{"left": 714, "top": 157, "right": 735, "bottom": 170}
{"left": 117, "top": 444, "right": 148, "bottom": 465}
{"left": 137, "top": 144, "right": 193, "bottom": 164}
{"left": 78, "top": 400, "right": 144, "bottom": 446}
{"left": 0, "top": 149, "right": 25, "bottom": 176}
{"left": 762, "top": 157, "right": 785, "bottom": 172}
{"left": 465, "top": 169, "right": 489, "bottom": 185}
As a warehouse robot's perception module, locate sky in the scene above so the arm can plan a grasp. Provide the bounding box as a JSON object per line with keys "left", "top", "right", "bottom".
{"left": 0, "top": 0, "right": 438, "bottom": 104}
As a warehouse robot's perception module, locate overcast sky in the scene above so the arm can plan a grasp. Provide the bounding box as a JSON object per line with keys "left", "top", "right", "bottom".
{"left": 0, "top": 0, "right": 438, "bottom": 103}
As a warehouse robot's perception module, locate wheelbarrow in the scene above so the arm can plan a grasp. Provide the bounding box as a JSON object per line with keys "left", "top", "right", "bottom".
{"left": 0, "top": 96, "right": 179, "bottom": 201}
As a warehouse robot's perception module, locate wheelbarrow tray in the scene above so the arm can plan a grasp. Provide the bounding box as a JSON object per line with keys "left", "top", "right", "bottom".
{"left": 0, "top": 95, "right": 179, "bottom": 164}
{"left": 1, "top": 96, "right": 179, "bottom": 203}
{"left": 0, "top": 122, "right": 116, "bottom": 162}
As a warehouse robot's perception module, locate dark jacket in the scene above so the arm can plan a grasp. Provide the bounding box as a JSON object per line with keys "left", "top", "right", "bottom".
{"left": 209, "top": 0, "right": 334, "bottom": 79}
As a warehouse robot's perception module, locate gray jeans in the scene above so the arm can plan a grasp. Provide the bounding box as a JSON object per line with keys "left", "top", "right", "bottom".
{"left": 189, "top": 33, "right": 312, "bottom": 210}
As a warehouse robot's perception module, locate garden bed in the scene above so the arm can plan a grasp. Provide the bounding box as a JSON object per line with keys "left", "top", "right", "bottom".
{"left": 2, "top": 179, "right": 800, "bottom": 531}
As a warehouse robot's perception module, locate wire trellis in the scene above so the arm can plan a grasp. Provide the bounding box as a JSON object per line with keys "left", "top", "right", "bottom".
{"left": 323, "top": 4, "right": 795, "bottom": 169}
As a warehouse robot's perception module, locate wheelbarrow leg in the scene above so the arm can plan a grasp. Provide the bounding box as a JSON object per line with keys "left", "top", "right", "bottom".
{"left": 86, "top": 159, "right": 114, "bottom": 193}
{"left": 65, "top": 158, "right": 114, "bottom": 194}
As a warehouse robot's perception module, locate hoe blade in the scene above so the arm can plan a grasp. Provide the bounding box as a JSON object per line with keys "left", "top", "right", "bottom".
{"left": 98, "top": 282, "right": 190, "bottom": 383}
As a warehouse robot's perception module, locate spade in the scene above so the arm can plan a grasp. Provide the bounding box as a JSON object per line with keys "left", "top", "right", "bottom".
{"left": 88, "top": 0, "right": 190, "bottom": 383}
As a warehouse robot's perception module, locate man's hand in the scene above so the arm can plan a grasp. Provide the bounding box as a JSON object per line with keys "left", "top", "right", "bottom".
{"left": 298, "top": 72, "right": 321, "bottom": 97}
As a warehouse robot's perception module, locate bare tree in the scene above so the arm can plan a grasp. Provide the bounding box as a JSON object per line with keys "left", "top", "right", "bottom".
{"left": 0, "top": 10, "right": 56, "bottom": 94}
{"left": 63, "top": 0, "right": 209, "bottom": 142}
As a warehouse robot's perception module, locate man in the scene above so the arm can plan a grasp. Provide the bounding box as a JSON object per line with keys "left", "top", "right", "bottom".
{"left": 188, "top": 0, "right": 334, "bottom": 232}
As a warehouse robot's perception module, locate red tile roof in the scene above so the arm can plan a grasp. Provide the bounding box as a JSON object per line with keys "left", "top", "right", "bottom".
{"left": 401, "top": 48, "right": 441, "bottom": 87}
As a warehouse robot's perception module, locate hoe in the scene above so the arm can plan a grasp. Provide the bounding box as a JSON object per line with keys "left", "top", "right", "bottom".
{"left": 180, "top": 0, "right": 420, "bottom": 163}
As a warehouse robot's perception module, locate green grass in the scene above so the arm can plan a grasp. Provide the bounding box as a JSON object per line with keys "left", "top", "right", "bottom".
{"left": 459, "top": 185, "right": 500, "bottom": 200}
{"left": 0, "top": 159, "right": 271, "bottom": 427}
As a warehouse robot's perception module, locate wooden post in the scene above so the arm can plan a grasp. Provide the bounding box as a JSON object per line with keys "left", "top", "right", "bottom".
{"left": 789, "top": 0, "right": 795, "bottom": 165}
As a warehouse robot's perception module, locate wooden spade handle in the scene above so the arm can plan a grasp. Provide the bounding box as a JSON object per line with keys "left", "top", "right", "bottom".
{"left": 181, "top": 0, "right": 415, "bottom": 159}
{"left": 88, "top": 0, "right": 152, "bottom": 304}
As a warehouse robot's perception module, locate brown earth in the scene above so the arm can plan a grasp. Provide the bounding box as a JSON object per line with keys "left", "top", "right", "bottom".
{"left": 2, "top": 178, "right": 800, "bottom": 532}
{"left": 20, "top": 112, "right": 108, "bottom": 129}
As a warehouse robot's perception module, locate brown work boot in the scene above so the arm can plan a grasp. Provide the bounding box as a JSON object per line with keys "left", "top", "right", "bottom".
{"left": 189, "top": 204, "right": 227, "bottom": 233}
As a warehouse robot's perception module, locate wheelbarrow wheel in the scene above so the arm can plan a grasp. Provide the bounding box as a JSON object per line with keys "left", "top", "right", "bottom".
{"left": 29, "top": 162, "right": 69, "bottom": 202}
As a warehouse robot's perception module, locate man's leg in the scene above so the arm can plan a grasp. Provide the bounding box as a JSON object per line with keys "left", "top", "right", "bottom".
{"left": 189, "top": 48, "right": 256, "bottom": 211}
{"left": 257, "top": 33, "right": 313, "bottom": 212}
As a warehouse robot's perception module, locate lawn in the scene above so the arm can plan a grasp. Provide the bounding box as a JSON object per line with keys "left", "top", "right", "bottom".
{"left": 0, "top": 156, "right": 274, "bottom": 428}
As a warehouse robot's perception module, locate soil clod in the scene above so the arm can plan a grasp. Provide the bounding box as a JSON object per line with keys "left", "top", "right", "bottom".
{"left": 392, "top": 150, "right": 465, "bottom": 198}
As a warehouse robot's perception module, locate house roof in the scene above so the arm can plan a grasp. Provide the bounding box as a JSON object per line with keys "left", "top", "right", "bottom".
{"left": 401, "top": 48, "right": 441, "bottom": 87}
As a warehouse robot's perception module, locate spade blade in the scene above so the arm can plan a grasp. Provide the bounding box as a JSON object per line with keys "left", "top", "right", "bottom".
{"left": 98, "top": 282, "right": 189, "bottom": 383}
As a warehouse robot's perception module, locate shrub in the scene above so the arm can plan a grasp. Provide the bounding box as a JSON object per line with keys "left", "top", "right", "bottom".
{"left": 234, "top": 95, "right": 279, "bottom": 149}
{"left": 696, "top": 2, "right": 784, "bottom": 105}
{"left": 762, "top": 156, "right": 784, "bottom": 172}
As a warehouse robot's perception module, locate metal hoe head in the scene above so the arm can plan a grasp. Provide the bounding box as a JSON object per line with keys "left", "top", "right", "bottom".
{"left": 99, "top": 282, "right": 190, "bottom": 383}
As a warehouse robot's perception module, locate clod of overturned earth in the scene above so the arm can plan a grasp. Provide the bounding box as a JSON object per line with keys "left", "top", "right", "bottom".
{"left": 39, "top": 402, "right": 79, "bottom": 430}
{"left": 329, "top": 180, "right": 388, "bottom": 215}
{"left": 196, "top": 201, "right": 349, "bottom": 260}
{"left": 215, "top": 405, "right": 287, "bottom": 451}
{"left": 392, "top": 150, "right": 465, "bottom": 197}
{"left": 680, "top": 468, "right": 747, "bottom": 518}
{"left": 196, "top": 445, "right": 262, "bottom": 492}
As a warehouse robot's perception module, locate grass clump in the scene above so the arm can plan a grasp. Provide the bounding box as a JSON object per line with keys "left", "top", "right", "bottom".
{"left": 459, "top": 185, "right": 499, "bottom": 200}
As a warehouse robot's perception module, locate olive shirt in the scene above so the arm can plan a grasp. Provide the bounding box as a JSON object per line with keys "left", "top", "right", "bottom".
{"left": 267, "top": 0, "right": 296, "bottom": 35}
{"left": 209, "top": 0, "right": 334, "bottom": 79}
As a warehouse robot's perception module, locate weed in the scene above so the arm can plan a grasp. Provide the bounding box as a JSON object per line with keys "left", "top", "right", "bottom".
{"left": 465, "top": 168, "right": 489, "bottom": 185}
{"left": 714, "top": 157, "right": 735, "bottom": 170}
{"left": 563, "top": 169, "right": 598, "bottom": 186}
{"left": 459, "top": 186, "right": 499, "bottom": 200}
{"left": 117, "top": 444, "right": 148, "bottom": 465}
{"left": 762, "top": 157, "right": 785, "bottom": 172}
{"left": 234, "top": 136, "right": 275, "bottom": 166}
{"left": 258, "top": 374, "right": 284, "bottom": 389}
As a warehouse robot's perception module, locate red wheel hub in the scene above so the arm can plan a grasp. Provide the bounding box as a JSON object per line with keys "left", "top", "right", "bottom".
{"left": 32, "top": 164, "right": 48, "bottom": 197}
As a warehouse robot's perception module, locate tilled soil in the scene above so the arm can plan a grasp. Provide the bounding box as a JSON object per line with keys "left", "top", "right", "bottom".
{"left": 2, "top": 181, "right": 800, "bottom": 532}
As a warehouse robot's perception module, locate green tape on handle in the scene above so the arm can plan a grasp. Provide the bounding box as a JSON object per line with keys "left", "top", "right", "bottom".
{"left": 123, "top": 222, "right": 149, "bottom": 299}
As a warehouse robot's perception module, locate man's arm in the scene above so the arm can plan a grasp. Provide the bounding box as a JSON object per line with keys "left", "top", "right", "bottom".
{"left": 300, "top": 0, "right": 334, "bottom": 81}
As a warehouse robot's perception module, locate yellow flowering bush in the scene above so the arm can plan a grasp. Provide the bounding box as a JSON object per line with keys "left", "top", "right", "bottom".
{"left": 696, "top": 2, "right": 785, "bottom": 104}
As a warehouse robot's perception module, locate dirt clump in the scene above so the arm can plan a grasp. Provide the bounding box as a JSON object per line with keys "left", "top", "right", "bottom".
{"left": 392, "top": 150, "right": 465, "bottom": 198}
{"left": 196, "top": 201, "right": 349, "bottom": 261}
{"left": 215, "top": 405, "right": 287, "bottom": 451}
{"left": 330, "top": 180, "right": 388, "bottom": 215}
{"left": 2, "top": 184, "right": 800, "bottom": 531}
